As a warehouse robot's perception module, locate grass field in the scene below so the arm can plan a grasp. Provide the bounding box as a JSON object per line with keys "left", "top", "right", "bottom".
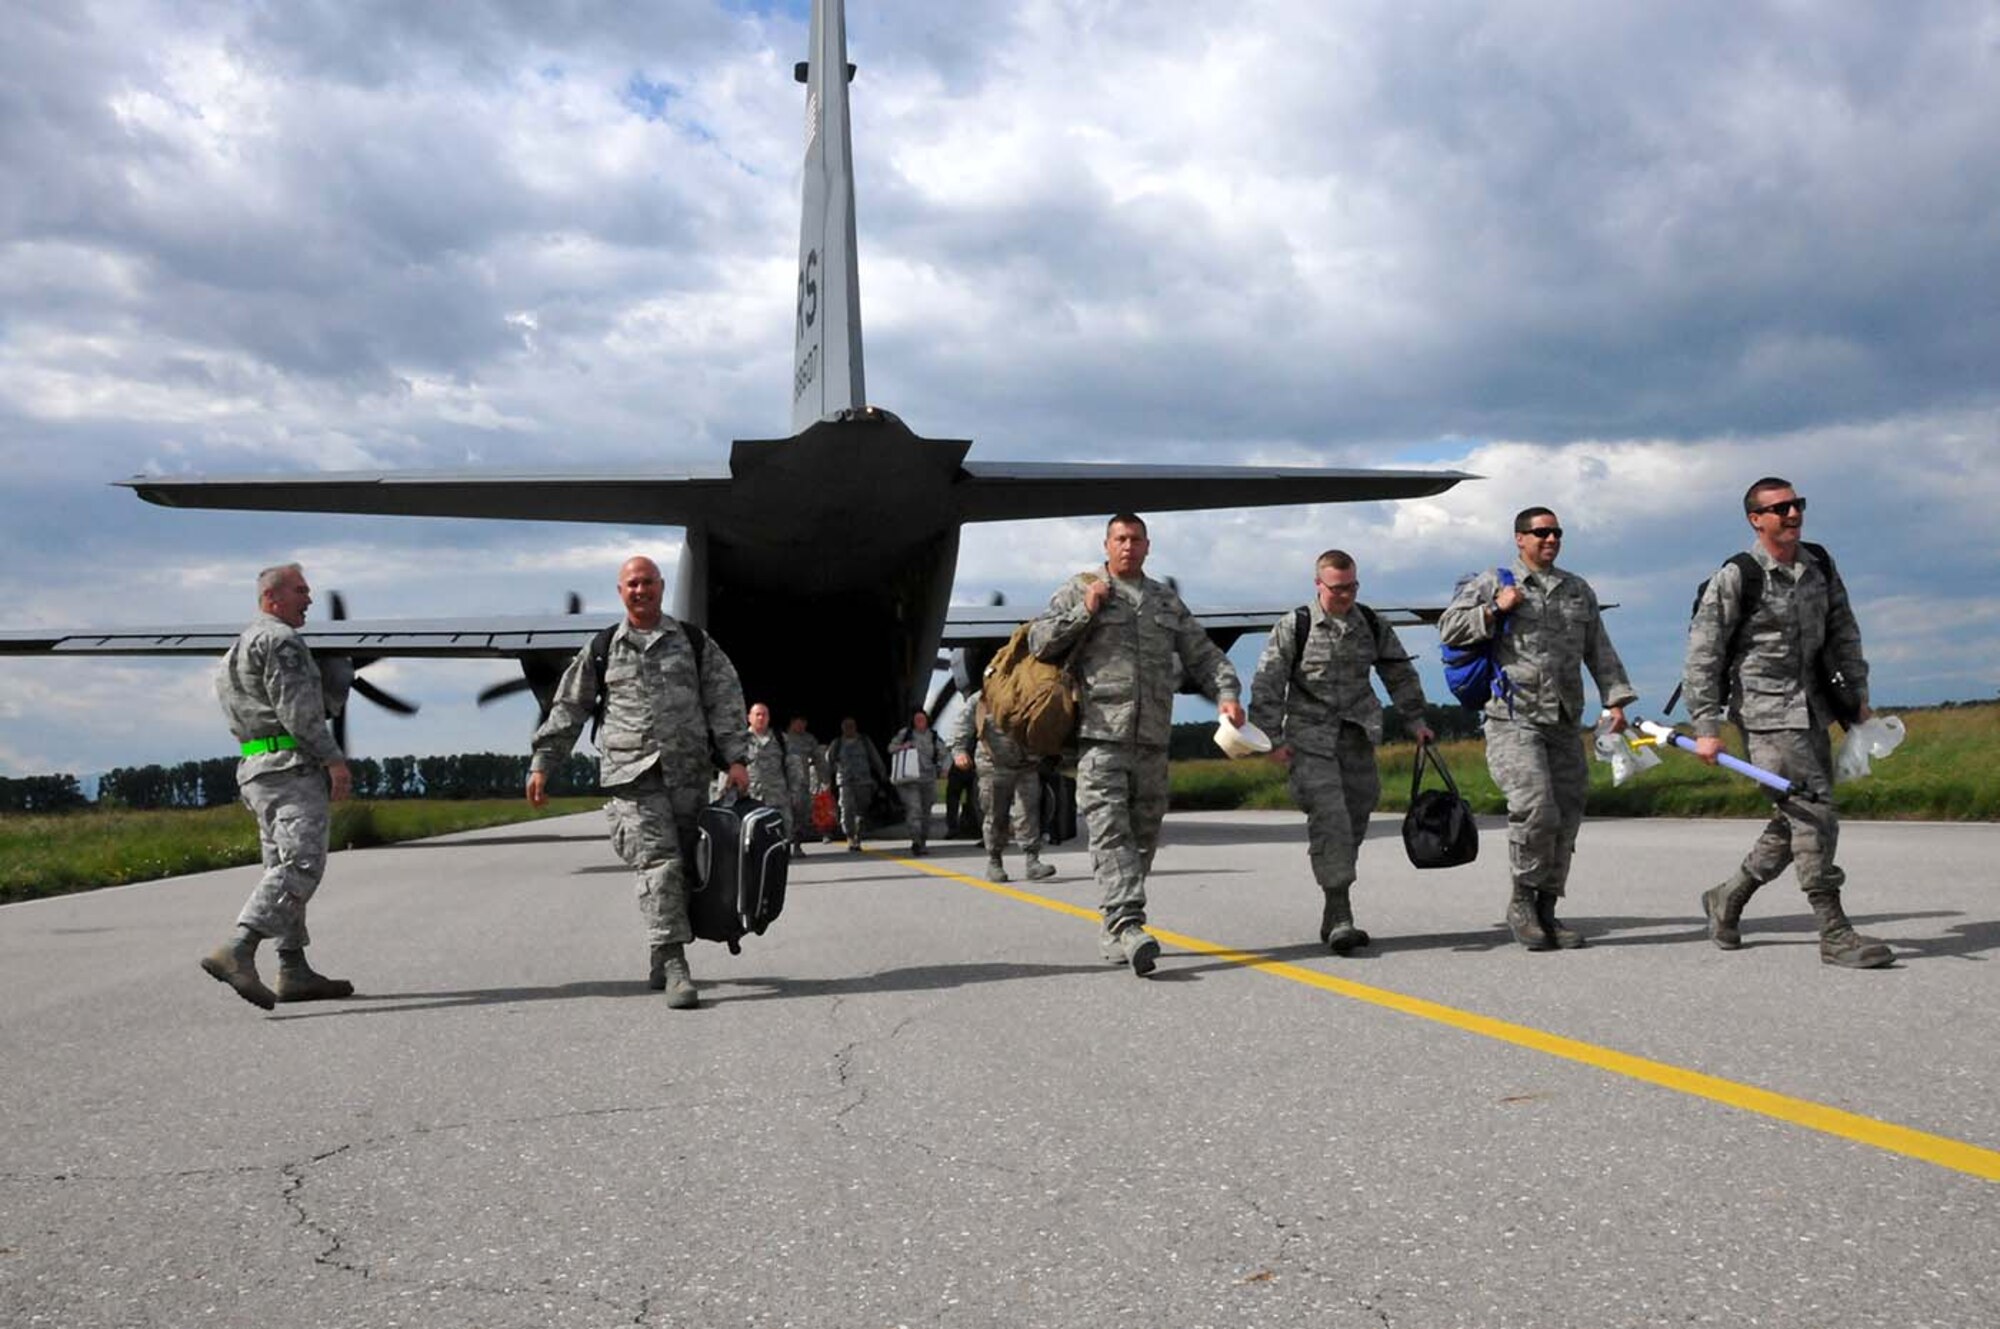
{"left": 1170, "top": 702, "right": 2000, "bottom": 821}
{"left": 4, "top": 704, "right": 1993, "bottom": 904}
{"left": 0, "top": 797, "right": 603, "bottom": 904}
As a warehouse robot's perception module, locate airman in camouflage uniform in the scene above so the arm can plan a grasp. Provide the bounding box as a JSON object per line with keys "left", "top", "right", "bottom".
{"left": 784, "top": 715, "right": 825, "bottom": 850}
{"left": 1250, "top": 550, "right": 1434, "bottom": 955}
{"left": 1440, "top": 508, "right": 1635, "bottom": 951}
{"left": 201, "top": 563, "right": 355, "bottom": 1011}
{"left": 744, "top": 703, "right": 795, "bottom": 842}
{"left": 1028, "top": 513, "right": 1243, "bottom": 977}
{"left": 826, "top": 717, "right": 887, "bottom": 851}
{"left": 527, "top": 556, "right": 749, "bottom": 1009}
{"left": 1683, "top": 477, "right": 1889, "bottom": 968}
{"left": 951, "top": 695, "right": 1054, "bottom": 883}
{"left": 887, "top": 711, "right": 950, "bottom": 854}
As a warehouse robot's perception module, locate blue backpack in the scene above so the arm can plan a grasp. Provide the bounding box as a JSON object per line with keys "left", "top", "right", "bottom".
{"left": 1440, "top": 568, "right": 1516, "bottom": 714}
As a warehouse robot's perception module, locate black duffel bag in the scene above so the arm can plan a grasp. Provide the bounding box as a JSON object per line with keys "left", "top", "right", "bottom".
{"left": 1402, "top": 739, "right": 1479, "bottom": 869}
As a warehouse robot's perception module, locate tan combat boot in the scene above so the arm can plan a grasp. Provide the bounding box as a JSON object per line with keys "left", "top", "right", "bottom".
{"left": 1505, "top": 885, "right": 1553, "bottom": 951}
{"left": 658, "top": 943, "right": 700, "bottom": 1008}
{"left": 200, "top": 931, "right": 276, "bottom": 1011}
{"left": 1807, "top": 891, "right": 1893, "bottom": 969}
{"left": 1534, "top": 892, "right": 1585, "bottom": 949}
{"left": 274, "top": 949, "right": 355, "bottom": 1002}
{"left": 1321, "top": 887, "right": 1370, "bottom": 955}
{"left": 1701, "top": 869, "right": 1760, "bottom": 950}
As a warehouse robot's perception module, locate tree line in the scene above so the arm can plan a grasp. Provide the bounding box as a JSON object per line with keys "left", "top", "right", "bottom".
{"left": 9, "top": 703, "right": 1484, "bottom": 812}
{"left": 0, "top": 753, "right": 602, "bottom": 812}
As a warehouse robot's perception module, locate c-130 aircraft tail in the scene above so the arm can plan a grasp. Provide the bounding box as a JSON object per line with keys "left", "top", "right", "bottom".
{"left": 94, "top": 0, "right": 1469, "bottom": 748}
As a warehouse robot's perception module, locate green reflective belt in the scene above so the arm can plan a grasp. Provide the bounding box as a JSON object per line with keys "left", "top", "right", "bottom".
{"left": 240, "top": 735, "right": 298, "bottom": 756}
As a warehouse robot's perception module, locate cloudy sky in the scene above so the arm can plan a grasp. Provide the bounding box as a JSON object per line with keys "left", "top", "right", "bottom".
{"left": 3, "top": 0, "right": 1997, "bottom": 779}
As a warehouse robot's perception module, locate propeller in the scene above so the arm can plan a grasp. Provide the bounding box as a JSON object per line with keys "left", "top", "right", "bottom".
{"left": 322, "top": 591, "right": 421, "bottom": 752}
{"left": 477, "top": 593, "right": 586, "bottom": 722}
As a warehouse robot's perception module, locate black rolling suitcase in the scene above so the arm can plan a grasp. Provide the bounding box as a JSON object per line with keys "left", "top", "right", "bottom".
{"left": 691, "top": 794, "right": 790, "bottom": 953}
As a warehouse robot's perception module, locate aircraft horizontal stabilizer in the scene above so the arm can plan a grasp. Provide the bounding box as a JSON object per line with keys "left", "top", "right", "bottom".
{"left": 0, "top": 614, "right": 605, "bottom": 660}
{"left": 122, "top": 468, "right": 733, "bottom": 527}
{"left": 953, "top": 462, "right": 1471, "bottom": 524}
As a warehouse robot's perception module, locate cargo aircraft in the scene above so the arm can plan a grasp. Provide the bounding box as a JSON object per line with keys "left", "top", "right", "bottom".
{"left": 0, "top": 0, "right": 1467, "bottom": 754}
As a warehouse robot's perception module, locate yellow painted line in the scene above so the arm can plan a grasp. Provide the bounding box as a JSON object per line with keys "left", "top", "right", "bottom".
{"left": 875, "top": 851, "right": 2000, "bottom": 1184}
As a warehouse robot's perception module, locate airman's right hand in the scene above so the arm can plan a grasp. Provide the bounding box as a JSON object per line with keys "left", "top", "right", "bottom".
{"left": 1693, "top": 736, "right": 1724, "bottom": 766}
{"left": 328, "top": 760, "right": 352, "bottom": 803}
{"left": 953, "top": 751, "right": 973, "bottom": 771}
{"left": 1494, "top": 584, "right": 1524, "bottom": 613}
{"left": 1268, "top": 745, "right": 1293, "bottom": 767}
{"left": 526, "top": 771, "right": 548, "bottom": 807}
{"left": 1083, "top": 579, "right": 1112, "bottom": 614}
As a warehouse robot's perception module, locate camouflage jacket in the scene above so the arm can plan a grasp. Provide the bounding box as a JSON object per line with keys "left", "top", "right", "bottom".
{"left": 888, "top": 726, "right": 950, "bottom": 780}
{"left": 1027, "top": 568, "right": 1240, "bottom": 749}
{"left": 530, "top": 619, "right": 748, "bottom": 791}
{"left": 214, "top": 613, "right": 345, "bottom": 785}
{"left": 1438, "top": 558, "right": 1636, "bottom": 726}
{"left": 783, "top": 730, "right": 827, "bottom": 792}
{"left": 826, "top": 733, "right": 887, "bottom": 787}
{"left": 1248, "top": 601, "right": 1428, "bottom": 755}
{"left": 953, "top": 695, "right": 1036, "bottom": 772}
{"left": 744, "top": 728, "right": 792, "bottom": 799}
{"left": 1683, "top": 542, "right": 1867, "bottom": 736}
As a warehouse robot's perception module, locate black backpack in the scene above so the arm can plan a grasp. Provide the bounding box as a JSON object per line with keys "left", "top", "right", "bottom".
{"left": 587, "top": 621, "right": 727, "bottom": 763}
{"left": 1401, "top": 740, "right": 1479, "bottom": 869}
{"left": 1665, "top": 543, "right": 1861, "bottom": 724}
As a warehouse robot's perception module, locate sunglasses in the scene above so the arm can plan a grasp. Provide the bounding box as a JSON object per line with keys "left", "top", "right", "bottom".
{"left": 1751, "top": 497, "right": 1807, "bottom": 518}
{"left": 1319, "top": 579, "right": 1360, "bottom": 593}
{"left": 1517, "top": 527, "right": 1563, "bottom": 540}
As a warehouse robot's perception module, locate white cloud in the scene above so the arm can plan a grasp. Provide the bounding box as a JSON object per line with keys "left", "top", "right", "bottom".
{"left": 3, "top": 1, "right": 1997, "bottom": 774}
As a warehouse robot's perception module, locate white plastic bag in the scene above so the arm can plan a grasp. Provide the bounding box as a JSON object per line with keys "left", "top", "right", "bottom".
{"left": 1835, "top": 715, "right": 1905, "bottom": 784}
{"left": 1592, "top": 716, "right": 1661, "bottom": 787}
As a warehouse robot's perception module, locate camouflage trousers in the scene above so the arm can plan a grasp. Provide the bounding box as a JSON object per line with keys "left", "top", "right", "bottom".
{"left": 235, "top": 766, "right": 331, "bottom": 950}
{"left": 604, "top": 767, "right": 704, "bottom": 947}
{"left": 1483, "top": 715, "right": 1589, "bottom": 897}
{"left": 897, "top": 781, "right": 936, "bottom": 848}
{"left": 790, "top": 785, "right": 814, "bottom": 844}
{"left": 1077, "top": 739, "right": 1171, "bottom": 932}
{"left": 1740, "top": 726, "right": 1840, "bottom": 892}
{"left": 1288, "top": 727, "right": 1381, "bottom": 895}
{"left": 978, "top": 755, "right": 1043, "bottom": 855}
{"left": 838, "top": 778, "right": 875, "bottom": 844}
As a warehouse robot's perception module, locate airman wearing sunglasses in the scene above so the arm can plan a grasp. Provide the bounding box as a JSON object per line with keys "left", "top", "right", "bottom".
{"left": 1681, "top": 477, "right": 1889, "bottom": 968}
{"left": 1439, "top": 507, "right": 1635, "bottom": 951}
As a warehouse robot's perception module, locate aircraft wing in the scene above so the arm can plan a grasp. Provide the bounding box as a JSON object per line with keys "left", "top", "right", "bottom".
{"left": 952, "top": 462, "right": 1471, "bottom": 523}
{"left": 120, "top": 467, "right": 735, "bottom": 525}
{"left": 0, "top": 614, "right": 608, "bottom": 660}
{"left": 939, "top": 601, "right": 1440, "bottom": 651}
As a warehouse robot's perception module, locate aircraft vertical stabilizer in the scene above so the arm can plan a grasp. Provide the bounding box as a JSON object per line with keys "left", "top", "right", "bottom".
{"left": 791, "top": 0, "right": 867, "bottom": 433}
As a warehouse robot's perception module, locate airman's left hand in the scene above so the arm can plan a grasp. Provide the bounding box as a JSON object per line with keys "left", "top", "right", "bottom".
{"left": 726, "top": 762, "right": 750, "bottom": 794}
{"left": 1220, "top": 699, "right": 1246, "bottom": 728}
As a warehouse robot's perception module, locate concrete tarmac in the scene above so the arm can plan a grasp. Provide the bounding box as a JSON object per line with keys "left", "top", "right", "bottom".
{"left": 2, "top": 809, "right": 1996, "bottom": 1328}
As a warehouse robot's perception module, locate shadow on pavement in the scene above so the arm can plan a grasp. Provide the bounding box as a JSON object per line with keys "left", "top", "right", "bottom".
{"left": 385, "top": 832, "right": 605, "bottom": 849}
{"left": 272, "top": 959, "right": 1116, "bottom": 1018}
